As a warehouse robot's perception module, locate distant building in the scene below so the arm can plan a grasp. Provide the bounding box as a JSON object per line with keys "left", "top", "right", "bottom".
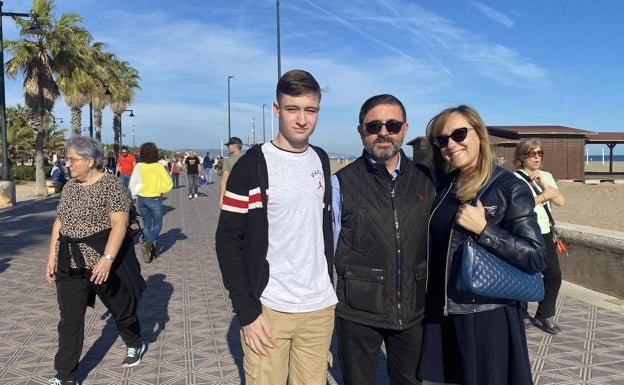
{"left": 407, "top": 126, "right": 624, "bottom": 180}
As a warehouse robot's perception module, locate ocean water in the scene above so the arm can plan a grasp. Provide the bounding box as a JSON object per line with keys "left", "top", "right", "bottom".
{"left": 587, "top": 155, "right": 624, "bottom": 162}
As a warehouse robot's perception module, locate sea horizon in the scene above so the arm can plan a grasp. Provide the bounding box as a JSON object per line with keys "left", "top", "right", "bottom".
{"left": 586, "top": 155, "right": 624, "bottom": 162}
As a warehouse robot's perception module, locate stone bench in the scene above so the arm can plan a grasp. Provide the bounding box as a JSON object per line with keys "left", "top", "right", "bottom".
{"left": 46, "top": 181, "right": 63, "bottom": 194}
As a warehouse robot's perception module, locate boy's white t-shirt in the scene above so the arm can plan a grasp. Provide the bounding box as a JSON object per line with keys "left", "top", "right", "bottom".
{"left": 259, "top": 142, "right": 337, "bottom": 313}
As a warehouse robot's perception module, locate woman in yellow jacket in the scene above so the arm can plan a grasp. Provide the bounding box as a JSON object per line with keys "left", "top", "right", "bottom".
{"left": 129, "top": 142, "right": 173, "bottom": 262}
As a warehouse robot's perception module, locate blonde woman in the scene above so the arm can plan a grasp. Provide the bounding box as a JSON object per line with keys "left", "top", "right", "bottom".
{"left": 418, "top": 105, "right": 545, "bottom": 385}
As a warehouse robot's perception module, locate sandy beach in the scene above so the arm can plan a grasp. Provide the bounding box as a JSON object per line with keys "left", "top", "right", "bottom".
{"left": 11, "top": 161, "right": 623, "bottom": 232}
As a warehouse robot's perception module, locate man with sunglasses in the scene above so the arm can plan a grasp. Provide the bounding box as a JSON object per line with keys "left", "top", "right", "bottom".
{"left": 331, "top": 94, "right": 436, "bottom": 385}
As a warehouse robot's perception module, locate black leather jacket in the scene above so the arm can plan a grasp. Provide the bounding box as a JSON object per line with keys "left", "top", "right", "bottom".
{"left": 429, "top": 167, "right": 546, "bottom": 315}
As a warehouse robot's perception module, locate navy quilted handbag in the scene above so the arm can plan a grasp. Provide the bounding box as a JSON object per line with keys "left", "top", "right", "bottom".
{"left": 456, "top": 170, "right": 544, "bottom": 302}
{"left": 458, "top": 238, "right": 544, "bottom": 301}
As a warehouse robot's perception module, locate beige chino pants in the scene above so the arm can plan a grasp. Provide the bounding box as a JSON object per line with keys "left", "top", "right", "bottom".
{"left": 241, "top": 304, "right": 335, "bottom": 385}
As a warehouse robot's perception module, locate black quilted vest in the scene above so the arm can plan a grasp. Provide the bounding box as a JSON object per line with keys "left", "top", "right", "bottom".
{"left": 334, "top": 151, "right": 435, "bottom": 329}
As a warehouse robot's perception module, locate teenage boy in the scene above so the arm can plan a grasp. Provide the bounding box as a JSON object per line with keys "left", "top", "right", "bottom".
{"left": 216, "top": 69, "right": 336, "bottom": 385}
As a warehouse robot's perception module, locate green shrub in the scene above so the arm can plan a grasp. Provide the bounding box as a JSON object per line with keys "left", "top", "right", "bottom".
{"left": 10, "top": 165, "right": 53, "bottom": 181}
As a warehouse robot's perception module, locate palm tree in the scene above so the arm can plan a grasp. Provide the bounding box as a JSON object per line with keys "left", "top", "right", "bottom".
{"left": 42, "top": 114, "right": 67, "bottom": 160}
{"left": 87, "top": 43, "right": 114, "bottom": 141}
{"left": 107, "top": 58, "right": 140, "bottom": 157}
{"left": 5, "top": 105, "right": 32, "bottom": 166}
{"left": 57, "top": 41, "right": 111, "bottom": 138}
{"left": 57, "top": 69, "right": 91, "bottom": 137}
{"left": 5, "top": 0, "right": 91, "bottom": 196}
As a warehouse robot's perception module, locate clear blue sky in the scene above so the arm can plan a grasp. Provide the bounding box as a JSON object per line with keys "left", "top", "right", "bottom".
{"left": 4, "top": 0, "right": 623, "bottom": 156}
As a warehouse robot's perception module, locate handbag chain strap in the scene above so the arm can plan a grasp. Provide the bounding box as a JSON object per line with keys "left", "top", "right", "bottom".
{"left": 514, "top": 170, "right": 556, "bottom": 227}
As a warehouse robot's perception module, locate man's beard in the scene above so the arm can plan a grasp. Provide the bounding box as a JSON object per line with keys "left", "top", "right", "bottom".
{"left": 363, "top": 136, "right": 402, "bottom": 161}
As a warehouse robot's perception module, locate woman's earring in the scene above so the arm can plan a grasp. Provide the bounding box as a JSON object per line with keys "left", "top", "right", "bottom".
{"left": 520, "top": 161, "right": 525, "bottom": 167}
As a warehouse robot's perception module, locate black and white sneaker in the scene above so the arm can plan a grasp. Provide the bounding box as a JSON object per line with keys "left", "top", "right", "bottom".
{"left": 122, "top": 343, "right": 145, "bottom": 367}
{"left": 48, "top": 378, "right": 75, "bottom": 385}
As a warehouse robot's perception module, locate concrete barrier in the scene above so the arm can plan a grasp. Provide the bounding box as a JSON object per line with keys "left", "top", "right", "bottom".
{"left": 0, "top": 181, "right": 16, "bottom": 207}
{"left": 557, "top": 222, "right": 624, "bottom": 298}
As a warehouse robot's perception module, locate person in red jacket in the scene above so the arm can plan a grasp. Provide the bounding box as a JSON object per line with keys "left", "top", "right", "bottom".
{"left": 115, "top": 146, "right": 136, "bottom": 191}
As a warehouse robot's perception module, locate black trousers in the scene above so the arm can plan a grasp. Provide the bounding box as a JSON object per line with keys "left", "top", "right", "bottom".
{"left": 54, "top": 270, "right": 142, "bottom": 381}
{"left": 336, "top": 317, "right": 423, "bottom": 385}
{"left": 522, "top": 232, "right": 562, "bottom": 318}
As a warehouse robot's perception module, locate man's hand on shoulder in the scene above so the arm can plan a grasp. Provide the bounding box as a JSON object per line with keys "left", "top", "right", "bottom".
{"left": 241, "top": 314, "right": 274, "bottom": 356}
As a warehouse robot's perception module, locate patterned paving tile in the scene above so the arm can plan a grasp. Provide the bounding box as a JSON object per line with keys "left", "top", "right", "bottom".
{"left": 2, "top": 183, "right": 624, "bottom": 384}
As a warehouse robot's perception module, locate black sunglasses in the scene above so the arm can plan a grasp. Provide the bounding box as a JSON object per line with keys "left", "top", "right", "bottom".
{"left": 432, "top": 127, "right": 470, "bottom": 148}
{"left": 363, "top": 120, "right": 404, "bottom": 135}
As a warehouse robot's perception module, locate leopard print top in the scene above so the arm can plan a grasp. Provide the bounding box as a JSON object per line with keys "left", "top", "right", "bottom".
{"left": 57, "top": 173, "right": 130, "bottom": 269}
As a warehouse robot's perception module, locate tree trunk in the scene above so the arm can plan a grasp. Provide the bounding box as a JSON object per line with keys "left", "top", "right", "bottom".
{"left": 33, "top": 127, "right": 48, "bottom": 197}
{"left": 71, "top": 106, "right": 83, "bottom": 136}
{"left": 113, "top": 113, "right": 121, "bottom": 158}
{"left": 94, "top": 108, "right": 103, "bottom": 141}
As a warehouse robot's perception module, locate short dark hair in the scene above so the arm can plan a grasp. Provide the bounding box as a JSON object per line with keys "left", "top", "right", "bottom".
{"left": 276, "top": 69, "right": 321, "bottom": 103}
{"left": 358, "top": 94, "right": 406, "bottom": 125}
{"left": 121, "top": 146, "right": 129, "bottom": 151}
{"left": 139, "top": 142, "right": 160, "bottom": 163}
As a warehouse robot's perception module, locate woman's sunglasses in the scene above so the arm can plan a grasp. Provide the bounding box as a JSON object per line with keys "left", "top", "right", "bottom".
{"left": 432, "top": 127, "right": 470, "bottom": 148}
{"left": 525, "top": 150, "right": 544, "bottom": 158}
{"left": 363, "top": 120, "right": 404, "bottom": 135}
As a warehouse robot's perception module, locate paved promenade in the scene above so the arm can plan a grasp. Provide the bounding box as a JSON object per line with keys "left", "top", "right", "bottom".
{"left": 1, "top": 175, "right": 624, "bottom": 384}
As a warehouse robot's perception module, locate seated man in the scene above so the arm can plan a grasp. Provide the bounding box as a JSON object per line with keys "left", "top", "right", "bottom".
{"left": 50, "top": 161, "right": 68, "bottom": 186}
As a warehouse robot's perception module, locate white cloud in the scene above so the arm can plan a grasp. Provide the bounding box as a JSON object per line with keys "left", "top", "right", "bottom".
{"left": 471, "top": 2, "right": 514, "bottom": 28}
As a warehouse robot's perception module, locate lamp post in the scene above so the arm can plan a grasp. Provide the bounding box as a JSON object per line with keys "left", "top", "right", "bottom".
{"left": 132, "top": 125, "right": 135, "bottom": 148}
{"left": 120, "top": 109, "right": 134, "bottom": 148}
{"left": 262, "top": 104, "right": 266, "bottom": 143}
{"left": 88, "top": 103, "right": 93, "bottom": 137}
{"left": 0, "top": 1, "right": 42, "bottom": 182}
{"left": 276, "top": 0, "right": 281, "bottom": 80}
{"left": 50, "top": 116, "right": 63, "bottom": 162}
{"left": 250, "top": 117, "right": 256, "bottom": 146}
{"left": 227, "top": 75, "right": 234, "bottom": 140}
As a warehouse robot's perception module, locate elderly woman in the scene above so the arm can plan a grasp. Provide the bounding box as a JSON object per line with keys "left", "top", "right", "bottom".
{"left": 417, "top": 105, "right": 546, "bottom": 385}
{"left": 514, "top": 138, "right": 565, "bottom": 335}
{"left": 46, "top": 137, "right": 145, "bottom": 385}
{"left": 129, "top": 142, "right": 173, "bottom": 262}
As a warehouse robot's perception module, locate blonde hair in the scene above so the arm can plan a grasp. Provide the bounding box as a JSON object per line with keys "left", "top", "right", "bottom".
{"left": 426, "top": 105, "right": 494, "bottom": 202}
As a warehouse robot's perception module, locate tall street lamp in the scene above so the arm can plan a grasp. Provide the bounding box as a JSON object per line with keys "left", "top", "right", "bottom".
{"left": 0, "top": 1, "right": 42, "bottom": 182}
{"left": 227, "top": 75, "right": 234, "bottom": 140}
{"left": 262, "top": 104, "right": 266, "bottom": 143}
{"left": 250, "top": 117, "right": 256, "bottom": 146}
{"left": 120, "top": 109, "right": 134, "bottom": 149}
{"left": 276, "top": 1, "right": 281, "bottom": 80}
